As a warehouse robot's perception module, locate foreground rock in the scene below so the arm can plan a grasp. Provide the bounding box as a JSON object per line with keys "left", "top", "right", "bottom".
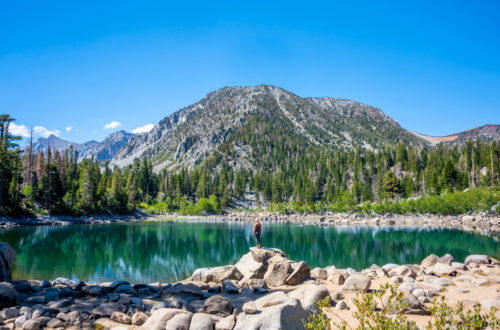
{"left": 0, "top": 242, "right": 16, "bottom": 282}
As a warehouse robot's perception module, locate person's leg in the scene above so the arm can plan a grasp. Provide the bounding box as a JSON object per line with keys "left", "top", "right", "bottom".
{"left": 256, "top": 234, "right": 261, "bottom": 248}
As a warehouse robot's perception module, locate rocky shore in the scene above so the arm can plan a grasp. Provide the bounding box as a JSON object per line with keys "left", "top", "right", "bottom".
{"left": 1, "top": 241, "right": 500, "bottom": 329}
{"left": 2, "top": 210, "right": 500, "bottom": 236}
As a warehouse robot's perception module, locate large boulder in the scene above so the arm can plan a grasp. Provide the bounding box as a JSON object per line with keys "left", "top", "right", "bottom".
{"left": 263, "top": 256, "right": 292, "bottom": 287}
{"left": 423, "top": 263, "right": 457, "bottom": 277}
{"left": 250, "top": 247, "right": 287, "bottom": 264}
{"left": 254, "top": 291, "right": 289, "bottom": 309}
{"left": 234, "top": 297, "right": 308, "bottom": 330}
{"left": 0, "top": 282, "right": 18, "bottom": 308}
{"left": 189, "top": 313, "right": 219, "bottom": 330}
{"left": 141, "top": 308, "right": 192, "bottom": 330}
{"left": 235, "top": 252, "right": 266, "bottom": 279}
{"left": 162, "top": 283, "right": 204, "bottom": 302}
{"left": 0, "top": 242, "right": 16, "bottom": 282}
{"left": 465, "top": 255, "right": 490, "bottom": 265}
{"left": 192, "top": 266, "right": 243, "bottom": 283}
{"left": 342, "top": 275, "right": 371, "bottom": 292}
{"left": 287, "top": 284, "right": 331, "bottom": 312}
{"left": 166, "top": 312, "right": 193, "bottom": 329}
{"left": 286, "top": 261, "right": 310, "bottom": 285}
{"left": 310, "top": 267, "right": 328, "bottom": 280}
{"left": 203, "top": 295, "right": 234, "bottom": 317}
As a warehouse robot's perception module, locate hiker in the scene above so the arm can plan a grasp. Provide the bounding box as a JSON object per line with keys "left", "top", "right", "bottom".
{"left": 253, "top": 219, "right": 262, "bottom": 248}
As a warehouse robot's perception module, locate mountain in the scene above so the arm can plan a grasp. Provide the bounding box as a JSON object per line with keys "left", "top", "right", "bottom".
{"left": 31, "top": 130, "right": 135, "bottom": 162}
{"left": 111, "top": 85, "right": 429, "bottom": 171}
{"left": 409, "top": 125, "right": 500, "bottom": 146}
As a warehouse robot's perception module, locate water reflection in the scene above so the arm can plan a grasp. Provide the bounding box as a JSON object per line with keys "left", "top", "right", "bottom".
{"left": 0, "top": 220, "right": 499, "bottom": 283}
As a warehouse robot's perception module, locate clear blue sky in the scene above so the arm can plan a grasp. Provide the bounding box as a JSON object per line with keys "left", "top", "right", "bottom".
{"left": 1, "top": 0, "right": 499, "bottom": 143}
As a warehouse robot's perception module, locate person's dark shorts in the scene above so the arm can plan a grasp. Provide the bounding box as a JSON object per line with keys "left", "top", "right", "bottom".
{"left": 254, "top": 232, "right": 261, "bottom": 245}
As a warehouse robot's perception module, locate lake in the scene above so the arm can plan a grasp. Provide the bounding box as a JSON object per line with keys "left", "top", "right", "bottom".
{"left": 1, "top": 219, "right": 499, "bottom": 283}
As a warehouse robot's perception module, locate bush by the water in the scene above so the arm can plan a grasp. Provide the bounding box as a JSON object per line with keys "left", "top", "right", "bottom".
{"left": 140, "top": 194, "right": 221, "bottom": 215}
{"left": 268, "top": 187, "right": 499, "bottom": 215}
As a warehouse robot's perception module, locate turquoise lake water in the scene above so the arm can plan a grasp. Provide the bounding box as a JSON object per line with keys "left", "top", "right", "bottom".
{"left": 1, "top": 220, "right": 499, "bottom": 283}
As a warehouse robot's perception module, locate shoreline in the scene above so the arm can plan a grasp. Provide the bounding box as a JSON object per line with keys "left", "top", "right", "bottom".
{"left": 1, "top": 211, "right": 500, "bottom": 235}
{"left": 1, "top": 246, "right": 500, "bottom": 329}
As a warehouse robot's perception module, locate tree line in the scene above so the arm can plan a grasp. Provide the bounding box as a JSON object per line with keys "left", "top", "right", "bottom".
{"left": 0, "top": 114, "right": 498, "bottom": 216}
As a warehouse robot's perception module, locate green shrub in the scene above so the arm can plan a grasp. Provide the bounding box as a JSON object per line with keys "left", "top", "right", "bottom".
{"left": 302, "top": 297, "right": 332, "bottom": 330}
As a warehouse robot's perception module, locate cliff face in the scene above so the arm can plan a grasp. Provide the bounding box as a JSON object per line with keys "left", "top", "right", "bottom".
{"left": 111, "top": 85, "right": 427, "bottom": 171}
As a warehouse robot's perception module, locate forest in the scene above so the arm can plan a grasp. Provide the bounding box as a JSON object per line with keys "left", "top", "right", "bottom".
{"left": 0, "top": 114, "right": 498, "bottom": 216}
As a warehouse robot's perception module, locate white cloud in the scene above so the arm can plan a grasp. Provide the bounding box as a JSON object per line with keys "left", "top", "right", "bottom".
{"left": 9, "top": 123, "right": 30, "bottom": 138}
{"left": 34, "top": 126, "right": 60, "bottom": 138}
{"left": 104, "top": 121, "right": 121, "bottom": 130}
{"left": 132, "top": 123, "right": 154, "bottom": 134}
{"left": 66, "top": 126, "right": 73, "bottom": 132}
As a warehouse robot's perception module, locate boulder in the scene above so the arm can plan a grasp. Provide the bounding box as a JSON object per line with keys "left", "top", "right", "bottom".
{"left": 189, "top": 313, "right": 218, "bottom": 330}
{"left": 0, "top": 242, "right": 16, "bottom": 282}
{"left": 388, "top": 265, "right": 414, "bottom": 277}
{"left": 165, "top": 296, "right": 196, "bottom": 313}
{"left": 44, "top": 288, "right": 59, "bottom": 301}
{"left": 249, "top": 247, "right": 287, "bottom": 264}
{"left": 141, "top": 308, "right": 191, "bottom": 330}
{"left": 310, "top": 267, "right": 328, "bottom": 280}
{"left": 221, "top": 280, "right": 238, "bottom": 294}
{"left": 465, "top": 255, "right": 490, "bottom": 265}
{"left": 287, "top": 284, "right": 331, "bottom": 312}
{"left": 254, "top": 291, "right": 289, "bottom": 309}
{"left": 381, "top": 263, "right": 400, "bottom": 272}
{"left": 92, "top": 302, "right": 127, "bottom": 317}
{"left": 234, "top": 298, "right": 308, "bottom": 330}
{"left": 21, "top": 319, "right": 40, "bottom": 330}
{"left": 52, "top": 277, "right": 77, "bottom": 287}
{"left": 166, "top": 312, "right": 193, "bottom": 329}
{"left": 0, "top": 282, "right": 18, "bottom": 308}
{"left": 423, "top": 263, "right": 457, "bottom": 277}
{"left": 192, "top": 266, "right": 244, "bottom": 284}
{"left": 263, "top": 258, "right": 291, "bottom": 287}
{"left": 1, "top": 307, "right": 19, "bottom": 319}
{"left": 46, "top": 318, "right": 63, "bottom": 328}
{"left": 162, "top": 283, "right": 204, "bottom": 302}
{"left": 420, "top": 254, "right": 439, "bottom": 268}
{"left": 131, "top": 311, "right": 148, "bottom": 326}
{"left": 242, "top": 301, "right": 257, "bottom": 314}
{"left": 285, "top": 261, "right": 310, "bottom": 285}
{"left": 203, "top": 295, "right": 234, "bottom": 317}
{"left": 216, "top": 313, "right": 238, "bottom": 330}
{"left": 329, "top": 273, "right": 345, "bottom": 285}
{"left": 342, "top": 275, "right": 371, "bottom": 292}
{"left": 336, "top": 300, "right": 348, "bottom": 311}
{"left": 114, "top": 283, "right": 137, "bottom": 295}
{"left": 400, "top": 290, "right": 429, "bottom": 315}
{"left": 111, "top": 311, "right": 131, "bottom": 324}
{"left": 235, "top": 252, "right": 266, "bottom": 279}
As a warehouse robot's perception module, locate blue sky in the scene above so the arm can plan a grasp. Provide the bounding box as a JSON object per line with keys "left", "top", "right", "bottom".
{"left": 1, "top": 1, "right": 499, "bottom": 143}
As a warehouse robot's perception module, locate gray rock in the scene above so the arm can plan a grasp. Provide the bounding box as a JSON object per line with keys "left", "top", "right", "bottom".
{"left": 113, "top": 283, "right": 137, "bottom": 295}
{"left": 21, "top": 319, "right": 40, "bottom": 330}
{"left": 397, "top": 282, "right": 415, "bottom": 292}
{"left": 24, "top": 296, "right": 45, "bottom": 304}
{"left": 15, "top": 314, "right": 31, "bottom": 328}
{"left": 208, "top": 285, "right": 222, "bottom": 293}
{"left": 216, "top": 313, "right": 238, "bottom": 330}
{"left": 381, "top": 263, "right": 400, "bottom": 272}
{"left": 329, "top": 273, "right": 345, "bottom": 285}
{"left": 46, "top": 318, "right": 63, "bottom": 328}
{"left": 388, "top": 265, "right": 414, "bottom": 277}
{"left": 235, "top": 252, "right": 266, "bottom": 279}
{"left": 254, "top": 291, "right": 289, "bottom": 309}
{"left": 287, "top": 284, "right": 331, "bottom": 312}
{"left": 162, "top": 283, "right": 204, "bottom": 302}
{"left": 465, "top": 254, "right": 490, "bottom": 265}
{"left": 222, "top": 280, "right": 239, "bottom": 294}
{"left": 166, "top": 311, "right": 193, "bottom": 329}
{"left": 335, "top": 300, "right": 348, "bottom": 310}
{"left": 234, "top": 297, "right": 308, "bottom": 330}
{"left": 111, "top": 311, "right": 131, "bottom": 324}
{"left": 310, "top": 267, "right": 328, "bottom": 280}
{"left": 131, "top": 311, "right": 148, "bottom": 325}
{"left": 189, "top": 313, "right": 217, "bottom": 330}
{"left": 92, "top": 302, "right": 126, "bottom": 317}
{"left": 0, "top": 242, "right": 16, "bottom": 282}
{"left": 263, "top": 257, "right": 291, "bottom": 287}
{"left": 242, "top": 301, "right": 257, "bottom": 314}
{"left": 142, "top": 308, "right": 191, "bottom": 330}
{"left": 39, "top": 280, "right": 51, "bottom": 288}
{"left": 249, "top": 247, "right": 287, "bottom": 264}
{"left": 33, "top": 316, "right": 50, "bottom": 327}
{"left": 44, "top": 288, "right": 59, "bottom": 301}
{"left": 165, "top": 296, "right": 196, "bottom": 313}
{"left": 192, "top": 266, "right": 243, "bottom": 284}
{"left": 203, "top": 295, "right": 234, "bottom": 317}
{"left": 108, "top": 280, "right": 129, "bottom": 291}
{"left": 1, "top": 307, "right": 19, "bottom": 319}
{"left": 51, "top": 278, "right": 76, "bottom": 287}
{"left": 412, "top": 288, "right": 425, "bottom": 297}
{"left": 285, "top": 261, "right": 310, "bottom": 285}
{"left": 47, "top": 298, "right": 73, "bottom": 309}
{"left": 253, "top": 286, "right": 268, "bottom": 294}
{"left": 342, "top": 275, "right": 371, "bottom": 292}
{"left": 0, "top": 282, "right": 18, "bottom": 308}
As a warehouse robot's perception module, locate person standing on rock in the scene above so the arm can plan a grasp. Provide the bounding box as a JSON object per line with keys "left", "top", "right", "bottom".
{"left": 253, "top": 219, "right": 262, "bottom": 248}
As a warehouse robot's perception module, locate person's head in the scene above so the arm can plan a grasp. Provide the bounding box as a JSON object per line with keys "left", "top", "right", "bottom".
{"left": 255, "top": 219, "right": 260, "bottom": 223}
